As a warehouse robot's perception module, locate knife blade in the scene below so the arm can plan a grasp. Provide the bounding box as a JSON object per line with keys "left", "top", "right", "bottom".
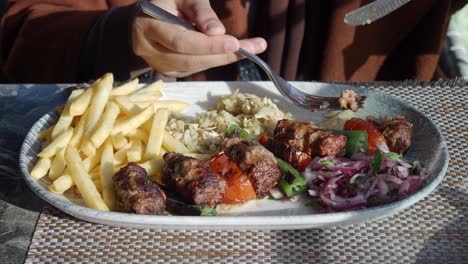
{"left": 344, "top": 0, "right": 411, "bottom": 26}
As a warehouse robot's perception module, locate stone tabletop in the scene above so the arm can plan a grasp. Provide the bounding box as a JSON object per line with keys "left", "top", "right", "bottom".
{"left": 0, "top": 84, "right": 71, "bottom": 264}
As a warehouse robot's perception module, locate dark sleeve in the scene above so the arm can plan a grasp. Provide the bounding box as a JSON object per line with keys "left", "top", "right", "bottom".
{"left": 451, "top": 1, "right": 468, "bottom": 13}
{"left": 0, "top": 1, "right": 107, "bottom": 82}
{"left": 0, "top": 0, "right": 145, "bottom": 83}
{"left": 78, "top": 3, "right": 150, "bottom": 82}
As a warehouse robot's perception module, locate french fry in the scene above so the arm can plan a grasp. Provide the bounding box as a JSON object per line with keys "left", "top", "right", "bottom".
{"left": 80, "top": 74, "right": 113, "bottom": 156}
{"left": 51, "top": 89, "right": 84, "bottom": 139}
{"left": 162, "top": 130, "right": 189, "bottom": 153}
{"left": 135, "top": 101, "right": 154, "bottom": 109}
{"left": 114, "top": 143, "right": 130, "bottom": 165}
{"left": 114, "top": 96, "right": 142, "bottom": 115}
{"left": 135, "top": 80, "right": 163, "bottom": 94}
{"left": 185, "top": 153, "right": 210, "bottom": 161}
{"left": 127, "top": 128, "right": 149, "bottom": 144}
{"left": 140, "top": 118, "right": 153, "bottom": 134}
{"left": 69, "top": 87, "right": 93, "bottom": 116}
{"left": 31, "top": 157, "right": 52, "bottom": 180}
{"left": 84, "top": 73, "right": 113, "bottom": 137}
{"left": 69, "top": 109, "right": 89, "bottom": 147}
{"left": 48, "top": 149, "right": 101, "bottom": 193}
{"left": 89, "top": 166, "right": 101, "bottom": 180}
{"left": 127, "top": 140, "right": 143, "bottom": 162}
{"left": 81, "top": 141, "right": 96, "bottom": 157}
{"left": 49, "top": 174, "right": 73, "bottom": 194}
{"left": 93, "top": 178, "right": 103, "bottom": 193}
{"left": 111, "top": 132, "right": 128, "bottom": 150}
{"left": 128, "top": 92, "right": 162, "bottom": 103}
{"left": 65, "top": 146, "right": 109, "bottom": 211}
{"left": 38, "top": 127, "right": 73, "bottom": 158}
{"left": 48, "top": 148, "right": 66, "bottom": 180}
{"left": 38, "top": 126, "right": 53, "bottom": 141}
{"left": 112, "top": 105, "right": 154, "bottom": 135}
{"left": 90, "top": 102, "right": 120, "bottom": 148}
{"left": 138, "top": 158, "right": 164, "bottom": 184}
{"left": 82, "top": 146, "right": 104, "bottom": 172}
{"left": 110, "top": 78, "right": 138, "bottom": 96}
{"left": 145, "top": 108, "right": 168, "bottom": 160}
{"left": 153, "top": 100, "right": 189, "bottom": 113}
{"left": 101, "top": 139, "right": 116, "bottom": 210}
{"left": 159, "top": 147, "right": 168, "bottom": 157}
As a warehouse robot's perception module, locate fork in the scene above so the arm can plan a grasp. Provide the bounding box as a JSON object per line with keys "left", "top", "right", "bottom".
{"left": 137, "top": 0, "right": 365, "bottom": 110}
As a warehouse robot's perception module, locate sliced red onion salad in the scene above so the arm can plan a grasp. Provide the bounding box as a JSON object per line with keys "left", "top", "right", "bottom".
{"left": 303, "top": 152, "right": 428, "bottom": 211}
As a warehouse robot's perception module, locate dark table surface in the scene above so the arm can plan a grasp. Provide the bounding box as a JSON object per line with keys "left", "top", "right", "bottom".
{"left": 0, "top": 84, "right": 70, "bottom": 264}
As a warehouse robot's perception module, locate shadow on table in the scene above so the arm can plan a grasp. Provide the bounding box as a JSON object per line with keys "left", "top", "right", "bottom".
{"left": 415, "top": 185, "right": 467, "bottom": 263}
{"left": 0, "top": 84, "right": 71, "bottom": 212}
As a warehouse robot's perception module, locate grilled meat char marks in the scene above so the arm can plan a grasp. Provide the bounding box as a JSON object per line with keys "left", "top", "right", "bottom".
{"left": 259, "top": 135, "right": 311, "bottom": 170}
{"left": 376, "top": 116, "right": 413, "bottom": 154}
{"left": 274, "top": 119, "right": 347, "bottom": 157}
{"left": 223, "top": 138, "right": 282, "bottom": 197}
{"left": 163, "top": 153, "right": 227, "bottom": 208}
{"left": 114, "top": 163, "right": 166, "bottom": 215}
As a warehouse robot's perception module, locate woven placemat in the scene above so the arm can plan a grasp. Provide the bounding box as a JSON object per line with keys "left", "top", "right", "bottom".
{"left": 25, "top": 82, "right": 467, "bottom": 264}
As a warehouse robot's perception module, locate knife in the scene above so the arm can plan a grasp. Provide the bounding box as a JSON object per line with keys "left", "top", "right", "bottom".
{"left": 344, "top": 0, "right": 411, "bottom": 26}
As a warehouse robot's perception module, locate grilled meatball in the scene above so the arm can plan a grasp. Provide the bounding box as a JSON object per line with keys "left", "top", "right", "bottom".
{"left": 259, "top": 134, "right": 312, "bottom": 170}
{"left": 162, "top": 153, "right": 227, "bottom": 208}
{"left": 379, "top": 116, "right": 413, "bottom": 154}
{"left": 316, "top": 131, "right": 348, "bottom": 156}
{"left": 223, "top": 137, "right": 282, "bottom": 197}
{"left": 113, "top": 163, "right": 166, "bottom": 215}
{"left": 274, "top": 119, "right": 347, "bottom": 157}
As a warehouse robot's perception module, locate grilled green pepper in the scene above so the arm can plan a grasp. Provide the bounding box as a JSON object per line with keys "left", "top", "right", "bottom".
{"left": 330, "top": 129, "right": 368, "bottom": 157}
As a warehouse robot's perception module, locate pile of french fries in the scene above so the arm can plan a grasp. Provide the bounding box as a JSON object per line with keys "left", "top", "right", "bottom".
{"left": 30, "top": 73, "right": 194, "bottom": 211}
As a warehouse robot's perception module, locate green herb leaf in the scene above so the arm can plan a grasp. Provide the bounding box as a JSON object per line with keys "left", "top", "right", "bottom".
{"left": 385, "top": 152, "right": 403, "bottom": 160}
{"left": 372, "top": 149, "right": 382, "bottom": 173}
{"left": 196, "top": 205, "right": 217, "bottom": 216}
{"left": 166, "top": 197, "right": 217, "bottom": 216}
{"left": 320, "top": 159, "right": 338, "bottom": 167}
{"left": 412, "top": 160, "right": 422, "bottom": 174}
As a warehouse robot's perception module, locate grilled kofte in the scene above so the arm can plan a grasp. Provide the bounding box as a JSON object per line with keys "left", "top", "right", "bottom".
{"left": 273, "top": 119, "right": 347, "bottom": 157}
{"left": 113, "top": 163, "right": 166, "bottom": 215}
{"left": 258, "top": 135, "right": 311, "bottom": 170}
{"left": 368, "top": 116, "right": 413, "bottom": 154}
{"left": 223, "top": 137, "right": 282, "bottom": 197}
{"left": 162, "top": 153, "right": 227, "bottom": 208}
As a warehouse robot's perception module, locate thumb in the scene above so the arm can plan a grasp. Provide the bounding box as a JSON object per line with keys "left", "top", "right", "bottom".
{"left": 181, "top": 0, "right": 226, "bottom": 36}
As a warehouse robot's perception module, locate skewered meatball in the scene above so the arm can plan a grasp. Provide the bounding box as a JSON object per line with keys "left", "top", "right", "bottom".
{"left": 274, "top": 119, "right": 347, "bottom": 157}
{"left": 380, "top": 116, "right": 413, "bottom": 154}
{"left": 113, "top": 163, "right": 166, "bottom": 215}
{"left": 163, "top": 153, "right": 227, "bottom": 208}
{"left": 223, "top": 137, "right": 282, "bottom": 197}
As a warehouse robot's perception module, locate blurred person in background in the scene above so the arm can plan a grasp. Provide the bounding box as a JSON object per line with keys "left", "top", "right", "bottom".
{"left": 0, "top": 0, "right": 467, "bottom": 83}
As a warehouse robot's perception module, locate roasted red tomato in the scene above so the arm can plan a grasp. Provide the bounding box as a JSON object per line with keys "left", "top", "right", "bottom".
{"left": 344, "top": 118, "right": 388, "bottom": 154}
{"left": 208, "top": 153, "right": 256, "bottom": 204}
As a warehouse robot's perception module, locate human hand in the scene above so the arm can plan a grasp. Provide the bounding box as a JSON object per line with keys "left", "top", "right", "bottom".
{"left": 131, "top": 0, "right": 267, "bottom": 78}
